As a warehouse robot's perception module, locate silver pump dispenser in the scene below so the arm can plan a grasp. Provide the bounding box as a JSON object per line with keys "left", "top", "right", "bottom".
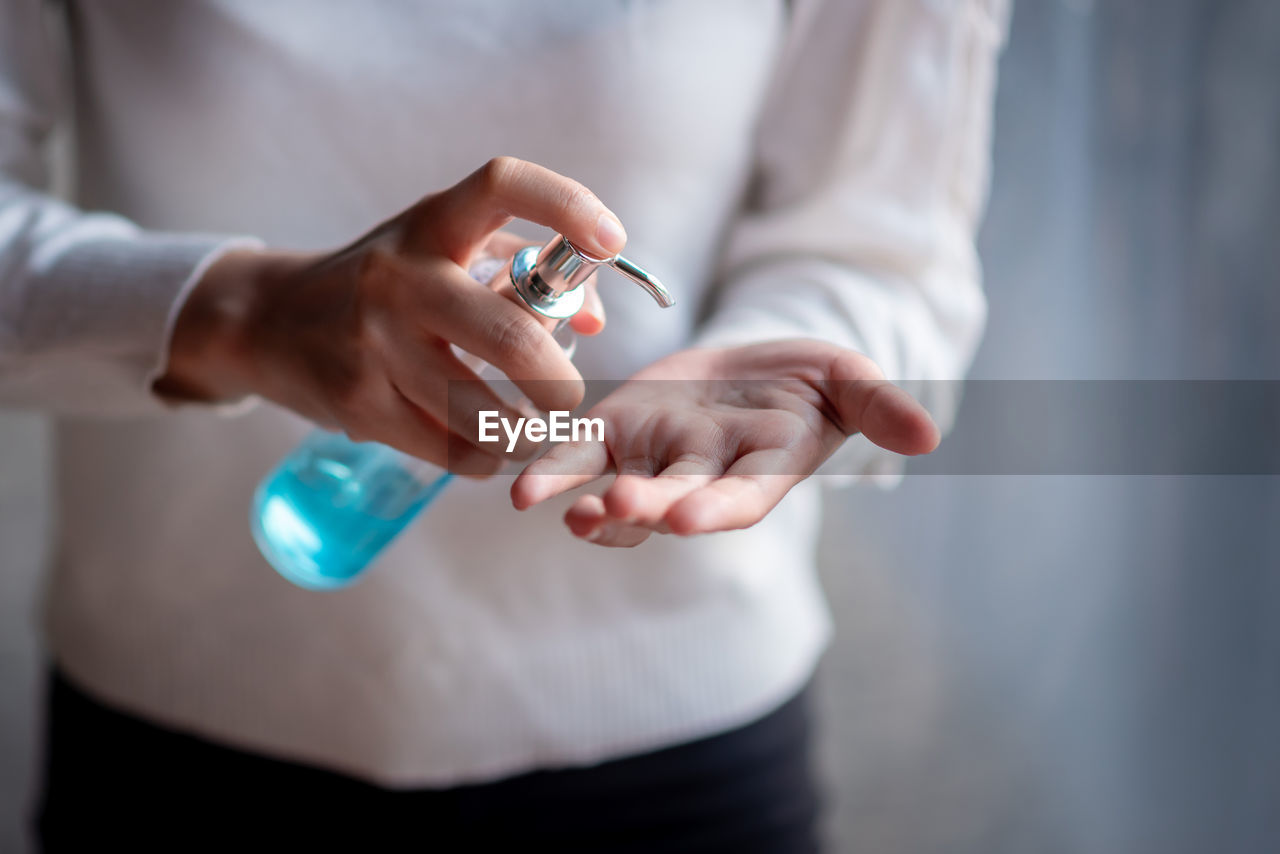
{"left": 509, "top": 234, "right": 675, "bottom": 319}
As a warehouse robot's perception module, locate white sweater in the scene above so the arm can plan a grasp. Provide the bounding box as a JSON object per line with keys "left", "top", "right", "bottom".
{"left": 0, "top": 0, "right": 1005, "bottom": 786}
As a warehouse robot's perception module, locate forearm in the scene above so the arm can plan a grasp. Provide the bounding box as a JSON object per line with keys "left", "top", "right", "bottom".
{"left": 0, "top": 179, "right": 262, "bottom": 415}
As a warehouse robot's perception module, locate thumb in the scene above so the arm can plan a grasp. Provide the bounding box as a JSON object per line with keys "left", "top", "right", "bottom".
{"left": 824, "top": 352, "right": 940, "bottom": 456}
{"left": 424, "top": 157, "right": 627, "bottom": 262}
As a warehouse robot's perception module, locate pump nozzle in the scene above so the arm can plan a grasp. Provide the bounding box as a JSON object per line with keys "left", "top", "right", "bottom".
{"left": 510, "top": 234, "right": 674, "bottom": 319}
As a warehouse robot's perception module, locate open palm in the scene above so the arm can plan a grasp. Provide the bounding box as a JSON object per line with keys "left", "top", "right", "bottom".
{"left": 510, "top": 340, "right": 940, "bottom": 547}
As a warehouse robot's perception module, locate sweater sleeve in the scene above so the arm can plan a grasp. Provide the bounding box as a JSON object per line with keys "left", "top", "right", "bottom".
{"left": 0, "top": 0, "right": 258, "bottom": 416}
{"left": 694, "top": 0, "right": 1009, "bottom": 479}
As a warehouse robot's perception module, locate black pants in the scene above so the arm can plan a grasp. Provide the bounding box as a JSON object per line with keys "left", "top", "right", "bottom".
{"left": 36, "top": 670, "right": 822, "bottom": 852}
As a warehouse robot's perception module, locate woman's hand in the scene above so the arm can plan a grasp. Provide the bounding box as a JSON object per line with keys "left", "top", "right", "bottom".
{"left": 154, "top": 157, "right": 622, "bottom": 474}
{"left": 510, "top": 340, "right": 940, "bottom": 546}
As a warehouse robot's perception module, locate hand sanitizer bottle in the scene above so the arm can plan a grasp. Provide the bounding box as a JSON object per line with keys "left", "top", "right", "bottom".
{"left": 251, "top": 234, "right": 674, "bottom": 590}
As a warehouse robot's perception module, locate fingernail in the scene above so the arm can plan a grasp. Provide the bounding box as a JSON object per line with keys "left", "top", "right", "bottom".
{"left": 595, "top": 213, "right": 627, "bottom": 256}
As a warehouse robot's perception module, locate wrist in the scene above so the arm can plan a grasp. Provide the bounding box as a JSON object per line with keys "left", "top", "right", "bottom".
{"left": 152, "top": 247, "right": 305, "bottom": 404}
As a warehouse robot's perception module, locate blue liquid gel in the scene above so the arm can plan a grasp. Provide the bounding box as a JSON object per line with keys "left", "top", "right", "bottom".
{"left": 250, "top": 432, "right": 453, "bottom": 590}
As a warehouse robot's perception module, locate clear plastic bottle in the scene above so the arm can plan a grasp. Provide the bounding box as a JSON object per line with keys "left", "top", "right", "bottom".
{"left": 251, "top": 234, "right": 673, "bottom": 590}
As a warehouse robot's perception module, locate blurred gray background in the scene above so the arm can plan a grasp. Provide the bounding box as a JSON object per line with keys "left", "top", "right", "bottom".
{"left": 3, "top": 0, "right": 1278, "bottom": 851}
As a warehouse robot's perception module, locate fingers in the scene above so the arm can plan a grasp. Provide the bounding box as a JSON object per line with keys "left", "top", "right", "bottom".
{"left": 338, "top": 380, "right": 503, "bottom": 477}
{"left": 556, "top": 455, "right": 800, "bottom": 544}
{"left": 564, "top": 495, "right": 655, "bottom": 548}
{"left": 510, "top": 439, "right": 612, "bottom": 510}
{"left": 601, "top": 458, "right": 718, "bottom": 527}
{"left": 663, "top": 461, "right": 802, "bottom": 536}
{"left": 822, "top": 350, "right": 940, "bottom": 455}
{"left": 603, "top": 454, "right": 799, "bottom": 538}
{"left": 417, "top": 265, "right": 585, "bottom": 412}
{"left": 425, "top": 157, "right": 627, "bottom": 262}
{"left": 385, "top": 343, "right": 540, "bottom": 459}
